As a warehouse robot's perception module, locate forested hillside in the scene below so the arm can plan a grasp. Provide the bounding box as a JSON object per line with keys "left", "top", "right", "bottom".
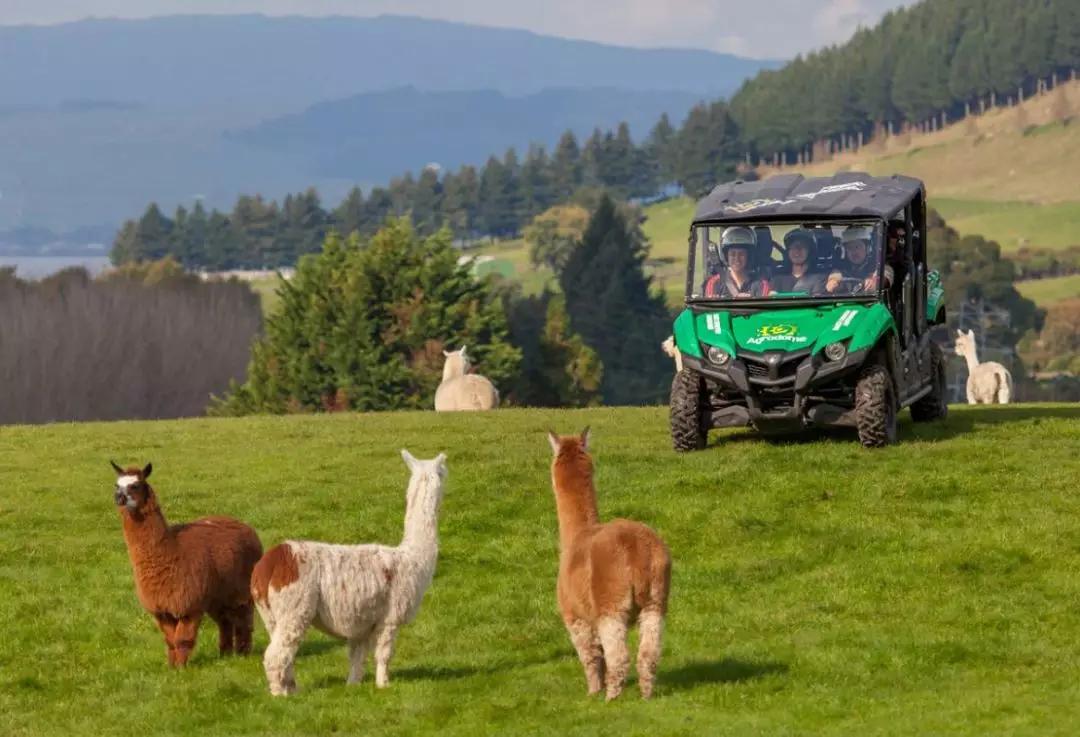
{"left": 111, "top": 0, "right": 1080, "bottom": 270}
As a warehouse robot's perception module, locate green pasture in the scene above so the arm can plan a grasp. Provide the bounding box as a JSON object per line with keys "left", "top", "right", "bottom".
{"left": 1015, "top": 274, "right": 1080, "bottom": 307}
{"left": 2, "top": 405, "right": 1080, "bottom": 735}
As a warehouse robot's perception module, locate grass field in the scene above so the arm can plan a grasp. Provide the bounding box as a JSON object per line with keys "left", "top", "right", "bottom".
{"left": 3, "top": 405, "right": 1080, "bottom": 736}
{"left": 1015, "top": 274, "right": 1080, "bottom": 308}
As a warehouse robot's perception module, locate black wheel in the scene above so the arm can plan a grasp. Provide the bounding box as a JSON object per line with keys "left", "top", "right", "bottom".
{"left": 854, "top": 363, "right": 898, "bottom": 447}
{"left": 910, "top": 342, "right": 948, "bottom": 422}
{"left": 670, "top": 369, "right": 708, "bottom": 452}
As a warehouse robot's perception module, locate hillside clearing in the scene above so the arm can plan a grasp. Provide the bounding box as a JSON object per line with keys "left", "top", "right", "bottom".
{"left": 1015, "top": 274, "right": 1080, "bottom": 308}
{"left": 2, "top": 405, "right": 1080, "bottom": 736}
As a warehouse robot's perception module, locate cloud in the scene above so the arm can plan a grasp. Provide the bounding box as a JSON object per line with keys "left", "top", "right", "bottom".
{"left": 1, "top": 0, "right": 914, "bottom": 58}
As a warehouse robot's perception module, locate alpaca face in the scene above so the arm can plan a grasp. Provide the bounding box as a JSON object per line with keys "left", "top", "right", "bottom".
{"left": 954, "top": 329, "right": 974, "bottom": 357}
{"left": 111, "top": 461, "right": 153, "bottom": 512}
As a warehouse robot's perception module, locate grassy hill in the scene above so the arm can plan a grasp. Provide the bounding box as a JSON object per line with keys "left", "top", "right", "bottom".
{"left": 3, "top": 405, "right": 1080, "bottom": 736}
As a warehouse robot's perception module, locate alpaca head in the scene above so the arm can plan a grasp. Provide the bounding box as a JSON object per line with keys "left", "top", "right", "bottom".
{"left": 441, "top": 346, "right": 470, "bottom": 380}
{"left": 400, "top": 449, "right": 448, "bottom": 512}
{"left": 110, "top": 461, "right": 154, "bottom": 513}
{"left": 954, "top": 329, "right": 976, "bottom": 357}
{"left": 547, "top": 427, "right": 593, "bottom": 473}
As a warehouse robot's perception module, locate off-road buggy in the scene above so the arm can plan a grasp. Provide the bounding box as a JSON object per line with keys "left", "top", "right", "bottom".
{"left": 669, "top": 173, "right": 948, "bottom": 449}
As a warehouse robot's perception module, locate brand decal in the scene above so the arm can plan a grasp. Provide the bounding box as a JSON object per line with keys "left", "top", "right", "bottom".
{"left": 722, "top": 182, "right": 868, "bottom": 214}
{"left": 831, "top": 309, "right": 858, "bottom": 331}
{"left": 747, "top": 324, "right": 808, "bottom": 346}
{"left": 704, "top": 313, "right": 723, "bottom": 334}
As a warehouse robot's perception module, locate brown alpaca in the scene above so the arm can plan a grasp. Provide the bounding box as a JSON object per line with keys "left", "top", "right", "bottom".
{"left": 546, "top": 429, "right": 671, "bottom": 700}
{"left": 111, "top": 461, "right": 263, "bottom": 667}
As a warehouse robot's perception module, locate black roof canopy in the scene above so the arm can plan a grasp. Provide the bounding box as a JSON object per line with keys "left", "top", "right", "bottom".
{"left": 693, "top": 172, "right": 924, "bottom": 224}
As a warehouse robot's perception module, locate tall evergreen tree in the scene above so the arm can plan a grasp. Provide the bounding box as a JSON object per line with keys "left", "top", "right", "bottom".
{"left": 551, "top": 130, "right": 583, "bottom": 201}
{"left": 559, "top": 196, "right": 671, "bottom": 405}
{"left": 333, "top": 186, "right": 366, "bottom": 238}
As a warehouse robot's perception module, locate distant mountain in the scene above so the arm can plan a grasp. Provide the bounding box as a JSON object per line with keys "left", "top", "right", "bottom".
{"left": 0, "top": 14, "right": 780, "bottom": 239}
{"left": 232, "top": 86, "right": 707, "bottom": 180}
{"left": 0, "top": 15, "right": 778, "bottom": 115}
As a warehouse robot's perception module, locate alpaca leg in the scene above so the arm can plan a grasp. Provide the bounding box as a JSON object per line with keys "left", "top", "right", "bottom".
{"left": 172, "top": 614, "right": 203, "bottom": 667}
{"left": 374, "top": 624, "right": 399, "bottom": 688}
{"left": 565, "top": 618, "right": 604, "bottom": 696}
{"left": 596, "top": 617, "right": 630, "bottom": 701}
{"left": 233, "top": 604, "right": 255, "bottom": 655}
{"left": 154, "top": 613, "right": 179, "bottom": 666}
{"left": 263, "top": 623, "right": 305, "bottom": 696}
{"left": 636, "top": 609, "right": 665, "bottom": 699}
{"left": 966, "top": 380, "right": 977, "bottom": 405}
{"left": 211, "top": 611, "right": 235, "bottom": 655}
{"left": 347, "top": 639, "right": 367, "bottom": 685}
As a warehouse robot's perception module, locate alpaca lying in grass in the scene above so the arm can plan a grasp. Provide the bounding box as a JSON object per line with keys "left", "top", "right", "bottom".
{"left": 251, "top": 450, "right": 447, "bottom": 696}
{"left": 546, "top": 429, "right": 671, "bottom": 700}
{"left": 954, "top": 329, "right": 1013, "bottom": 404}
{"left": 434, "top": 346, "right": 499, "bottom": 411}
{"left": 111, "top": 461, "right": 263, "bottom": 667}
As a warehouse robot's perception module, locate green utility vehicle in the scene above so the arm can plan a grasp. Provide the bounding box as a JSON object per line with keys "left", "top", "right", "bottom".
{"left": 670, "top": 173, "right": 948, "bottom": 449}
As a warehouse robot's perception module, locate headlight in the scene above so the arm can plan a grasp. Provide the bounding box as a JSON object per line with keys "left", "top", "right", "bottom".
{"left": 706, "top": 346, "right": 731, "bottom": 365}
{"left": 824, "top": 341, "right": 847, "bottom": 362}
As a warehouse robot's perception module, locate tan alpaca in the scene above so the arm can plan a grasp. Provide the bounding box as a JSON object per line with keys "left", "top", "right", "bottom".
{"left": 546, "top": 428, "right": 671, "bottom": 700}
{"left": 434, "top": 346, "right": 499, "bottom": 411}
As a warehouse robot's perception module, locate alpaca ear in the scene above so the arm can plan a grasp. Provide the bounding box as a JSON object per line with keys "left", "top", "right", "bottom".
{"left": 547, "top": 431, "right": 560, "bottom": 454}
{"left": 967, "top": 329, "right": 975, "bottom": 339}
{"left": 401, "top": 449, "right": 418, "bottom": 471}
{"left": 443, "top": 349, "right": 451, "bottom": 357}
{"left": 580, "top": 426, "right": 591, "bottom": 451}
{"left": 142, "top": 462, "right": 152, "bottom": 479}
{"left": 110, "top": 460, "right": 124, "bottom": 475}
{"left": 460, "top": 345, "right": 468, "bottom": 355}
{"left": 435, "top": 452, "right": 447, "bottom": 466}
{"left": 955, "top": 329, "right": 963, "bottom": 338}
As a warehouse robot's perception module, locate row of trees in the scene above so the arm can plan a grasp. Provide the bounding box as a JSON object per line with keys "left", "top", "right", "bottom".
{"left": 0, "top": 261, "right": 262, "bottom": 424}
{"left": 111, "top": 105, "right": 743, "bottom": 269}
{"left": 730, "top": 0, "right": 1080, "bottom": 157}
{"left": 213, "top": 196, "right": 673, "bottom": 414}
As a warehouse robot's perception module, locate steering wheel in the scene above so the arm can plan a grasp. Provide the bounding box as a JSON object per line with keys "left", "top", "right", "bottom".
{"left": 829, "top": 277, "right": 868, "bottom": 295}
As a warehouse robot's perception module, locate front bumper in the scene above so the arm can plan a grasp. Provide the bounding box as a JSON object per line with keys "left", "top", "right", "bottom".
{"left": 682, "top": 347, "right": 868, "bottom": 432}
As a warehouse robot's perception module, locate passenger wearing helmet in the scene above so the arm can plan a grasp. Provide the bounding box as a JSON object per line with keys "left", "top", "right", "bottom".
{"left": 705, "top": 226, "right": 771, "bottom": 299}
{"left": 825, "top": 224, "right": 893, "bottom": 294}
{"left": 772, "top": 228, "right": 826, "bottom": 295}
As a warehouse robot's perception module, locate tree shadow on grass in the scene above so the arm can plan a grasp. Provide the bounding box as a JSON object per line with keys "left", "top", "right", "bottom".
{"left": 662, "top": 658, "right": 789, "bottom": 691}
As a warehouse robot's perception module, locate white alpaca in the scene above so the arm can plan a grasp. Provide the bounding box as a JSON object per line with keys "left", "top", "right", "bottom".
{"left": 954, "top": 329, "right": 1013, "bottom": 404}
{"left": 661, "top": 335, "right": 683, "bottom": 372}
{"left": 434, "top": 346, "right": 499, "bottom": 411}
{"left": 251, "top": 450, "right": 447, "bottom": 696}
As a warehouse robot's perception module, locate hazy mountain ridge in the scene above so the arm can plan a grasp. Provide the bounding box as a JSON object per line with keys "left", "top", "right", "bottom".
{"left": 0, "top": 14, "right": 778, "bottom": 241}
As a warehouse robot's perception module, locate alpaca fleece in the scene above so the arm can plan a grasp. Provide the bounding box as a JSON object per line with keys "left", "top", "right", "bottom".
{"left": 434, "top": 347, "right": 498, "bottom": 411}
{"left": 954, "top": 329, "right": 1013, "bottom": 404}
{"left": 548, "top": 429, "right": 671, "bottom": 700}
{"left": 112, "top": 463, "right": 263, "bottom": 667}
{"left": 251, "top": 450, "right": 446, "bottom": 696}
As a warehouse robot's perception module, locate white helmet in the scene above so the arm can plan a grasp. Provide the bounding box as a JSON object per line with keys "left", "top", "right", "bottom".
{"left": 721, "top": 226, "right": 756, "bottom": 247}
{"left": 841, "top": 225, "right": 874, "bottom": 246}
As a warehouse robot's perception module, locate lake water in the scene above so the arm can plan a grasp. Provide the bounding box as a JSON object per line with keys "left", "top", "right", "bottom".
{"left": 0, "top": 256, "right": 112, "bottom": 279}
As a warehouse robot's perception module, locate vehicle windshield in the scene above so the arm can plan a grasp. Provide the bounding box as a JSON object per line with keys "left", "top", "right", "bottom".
{"left": 687, "top": 220, "right": 885, "bottom": 302}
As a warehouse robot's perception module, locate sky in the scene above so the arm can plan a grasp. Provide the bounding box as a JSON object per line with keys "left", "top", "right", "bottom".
{"left": 1, "top": 0, "right": 915, "bottom": 58}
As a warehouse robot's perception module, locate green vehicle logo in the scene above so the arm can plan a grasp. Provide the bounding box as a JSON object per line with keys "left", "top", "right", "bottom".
{"left": 757, "top": 324, "right": 797, "bottom": 338}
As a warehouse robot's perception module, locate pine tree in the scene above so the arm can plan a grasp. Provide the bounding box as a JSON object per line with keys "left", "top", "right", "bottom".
{"left": 551, "top": 130, "right": 582, "bottom": 201}
{"left": 213, "top": 220, "right": 521, "bottom": 414}
{"left": 559, "top": 196, "right": 671, "bottom": 405}
{"left": 333, "top": 186, "right": 366, "bottom": 238}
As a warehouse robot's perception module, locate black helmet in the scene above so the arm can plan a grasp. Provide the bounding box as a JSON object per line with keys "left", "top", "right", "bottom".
{"left": 783, "top": 228, "right": 817, "bottom": 259}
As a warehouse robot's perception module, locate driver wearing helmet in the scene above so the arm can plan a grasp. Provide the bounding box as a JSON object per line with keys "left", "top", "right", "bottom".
{"left": 825, "top": 224, "right": 893, "bottom": 294}
{"left": 705, "top": 226, "right": 771, "bottom": 299}
{"left": 772, "top": 228, "right": 826, "bottom": 295}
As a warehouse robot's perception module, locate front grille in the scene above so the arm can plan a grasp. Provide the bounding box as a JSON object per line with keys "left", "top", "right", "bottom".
{"left": 742, "top": 350, "right": 809, "bottom": 385}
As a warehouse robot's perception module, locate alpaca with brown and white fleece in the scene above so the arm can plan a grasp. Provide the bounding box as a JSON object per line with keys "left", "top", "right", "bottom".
{"left": 251, "top": 450, "right": 447, "bottom": 696}
{"left": 111, "top": 461, "right": 263, "bottom": 667}
{"left": 954, "top": 329, "right": 1013, "bottom": 404}
{"left": 434, "top": 346, "right": 499, "bottom": 411}
{"left": 546, "top": 429, "right": 671, "bottom": 700}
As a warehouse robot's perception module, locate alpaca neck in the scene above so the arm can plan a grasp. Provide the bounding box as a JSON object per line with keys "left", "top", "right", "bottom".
{"left": 121, "top": 496, "right": 174, "bottom": 563}
{"left": 399, "top": 479, "right": 441, "bottom": 565}
{"left": 961, "top": 342, "right": 981, "bottom": 373}
{"left": 442, "top": 360, "right": 464, "bottom": 383}
{"left": 552, "top": 463, "right": 600, "bottom": 553}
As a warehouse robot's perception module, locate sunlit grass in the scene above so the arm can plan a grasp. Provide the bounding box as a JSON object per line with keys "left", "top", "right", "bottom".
{"left": 2, "top": 405, "right": 1079, "bottom": 735}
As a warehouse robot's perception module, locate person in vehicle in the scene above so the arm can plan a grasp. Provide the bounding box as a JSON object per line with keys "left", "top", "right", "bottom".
{"left": 705, "top": 226, "right": 771, "bottom": 298}
{"left": 825, "top": 224, "right": 893, "bottom": 294}
{"left": 772, "top": 228, "right": 826, "bottom": 295}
